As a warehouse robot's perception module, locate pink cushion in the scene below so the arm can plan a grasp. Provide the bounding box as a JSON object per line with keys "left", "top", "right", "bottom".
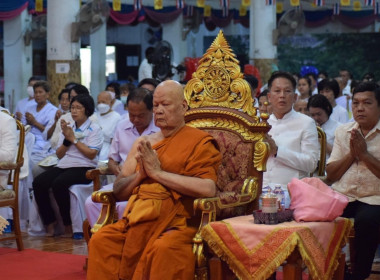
{"left": 288, "top": 177, "right": 349, "bottom": 222}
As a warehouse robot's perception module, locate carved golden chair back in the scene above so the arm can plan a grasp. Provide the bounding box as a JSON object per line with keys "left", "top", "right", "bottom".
{"left": 183, "top": 30, "right": 271, "bottom": 279}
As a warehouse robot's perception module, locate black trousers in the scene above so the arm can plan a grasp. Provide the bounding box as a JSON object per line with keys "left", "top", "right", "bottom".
{"left": 32, "top": 166, "right": 92, "bottom": 226}
{"left": 342, "top": 200, "right": 380, "bottom": 280}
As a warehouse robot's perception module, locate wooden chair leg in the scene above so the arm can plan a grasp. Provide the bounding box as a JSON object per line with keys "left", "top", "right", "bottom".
{"left": 208, "top": 256, "right": 223, "bottom": 280}
{"left": 283, "top": 250, "right": 303, "bottom": 280}
{"left": 83, "top": 219, "right": 92, "bottom": 245}
{"left": 333, "top": 253, "right": 345, "bottom": 280}
{"left": 12, "top": 206, "right": 24, "bottom": 251}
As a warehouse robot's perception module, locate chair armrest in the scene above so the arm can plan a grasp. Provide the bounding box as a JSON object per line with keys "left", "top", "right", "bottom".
{"left": 0, "top": 159, "right": 23, "bottom": 171}
{"left": 193, "top": 177, "right": 259, "bottom": 242}
{"left": 86, "top": 166, "right": 112, "bottom": 191}
{"left": 91, "top": 190, "right": 118, "bottom": 234}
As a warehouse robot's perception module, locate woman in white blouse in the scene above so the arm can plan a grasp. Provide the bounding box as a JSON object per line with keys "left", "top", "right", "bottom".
{"left": 32, "top": 94, "right": 103, "bottom": 238}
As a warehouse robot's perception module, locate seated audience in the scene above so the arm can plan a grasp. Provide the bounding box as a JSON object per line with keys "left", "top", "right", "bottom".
{"left": 318, "top": 78, "right": 349, "bottom": 123}
{"left": 96, "top": 91, "right": 121, "bottom": 162}
{"left": 293, "top": 99, "right": 309, "bottom": 116}
{"left": 15, "top": 76, "right": 39, "bottom": 125}
{"left": 326, "top": 81, "right": 380, "bottom": 280}
{"left": 297, "top": 76, "right": 312, "bottom": 101}
{"left": 87, "top": 80, "right": 221, "bottom": 279}
{"left": 264, "top": 71, "right": 319, "bottom": 188}
{"left": 137, "top": 78, "right": 160, "bottom": 93}
{"left": 119, "top": 83, "right": 136, "bottom": 115}
{"left": 47, "top": 84, "right": 98, "bottom": 151}
{"left": 106, "top": 82, "right": 124, "bottom": 115}
{"left": 257, "top": 89, "right": 272, "bottom": 116}
{"left": 33, "top": 94, "right": 103, "bottom": 237}
{"left": 307, "top": 94, "right": 340, "bottom": 160}
{"left": 0, "top": 111, "right": 17, "bottom": 198}
{"left": 25, "top": 81, "right": 58, "bottom": 165}
{"left": 85, "top": 88, "right": 159, "bottom": 227}
{"left": 45, "top": 89, "right": 71, "bottom": 149}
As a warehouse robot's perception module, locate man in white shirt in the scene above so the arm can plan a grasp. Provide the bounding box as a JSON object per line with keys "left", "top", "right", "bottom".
{"left": 264, "top": 71, "right": 319, "bottom": 193}
{"left": 339, "top": 69, "right": 352, "bottom": 97}
{"left": 138, "top": 47, "right": 154, "bottom": 82}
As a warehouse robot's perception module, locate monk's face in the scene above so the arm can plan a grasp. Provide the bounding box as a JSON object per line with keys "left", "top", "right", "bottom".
{"left": 153, "top": 80, "right": 187, "bottom": 131}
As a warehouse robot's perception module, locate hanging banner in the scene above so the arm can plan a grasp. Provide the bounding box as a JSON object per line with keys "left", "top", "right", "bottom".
{"left": 176, "top": 0, "right": 185, "bottom": 9}
{"left": 197, "top": 0, "right": 205, "bottom": 7}
{"left": 113, "top": 0, "right": 121, "bottom": 11}
{"left": 276, "top": 2, "right": 284, "bottom": 13}
{"left": 353, "top": 0, "right": 361, "bottom": 10}
{"left": 333, "top": 2, "right": 340, "bottom": 14}
{"left": 290, "top": 0, "right": 300, "bottom": 7}
{"left": 134, "top": 0, "right": 142, "bottom": 10}
{"left": 154, "top": 0, "right": 163, "bottom": 10}
{"left": 314, "top": 0, "right": 325, "bottom": 6}
{"left": 242, "top": 0, "right": 250, "bottom": 7}
{"left": 341, "top": 0, "right": 350, "bottom": 6}
{"left": 239, "top": 5, "right": 247, "bottom": 16}
{"left": 35, "top": 0, "right": 43, "bottom": 12}
{"left": 204, "top": 5, "right": 211, "bottom": 16}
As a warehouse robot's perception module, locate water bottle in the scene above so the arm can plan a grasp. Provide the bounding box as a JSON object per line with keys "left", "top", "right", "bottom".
{"left": 273, "top": 184, "right": 285, "bottom": 211}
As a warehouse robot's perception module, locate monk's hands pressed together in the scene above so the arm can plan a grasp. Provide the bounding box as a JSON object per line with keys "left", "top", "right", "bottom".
{"left": 350, "top": 128, "right": 368, "bottom": 161}
{"left": 136, "top": 139, "right": 161, "bottom": 180}
{"left": 265, "top": 134, "right": 278, "bottom": 157}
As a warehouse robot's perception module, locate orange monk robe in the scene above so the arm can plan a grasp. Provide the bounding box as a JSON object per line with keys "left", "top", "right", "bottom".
{"left": 87, "top": 125, "right": 221, "bottom": 280}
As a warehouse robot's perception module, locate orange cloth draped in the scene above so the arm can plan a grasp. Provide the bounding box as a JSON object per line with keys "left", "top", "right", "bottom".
{"left": 201, "top": 215, "right": 352, "bottom": 280}
{"left": 87, "top": 125, "right": 221, "bottom": 280}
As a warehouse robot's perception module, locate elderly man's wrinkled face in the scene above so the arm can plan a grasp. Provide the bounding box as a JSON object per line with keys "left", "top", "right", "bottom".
{"left": 352, "top": 91, "right": 380, "bottom": 130}
{"left": 153, "top": 82, "right": 187, "bottom": 130}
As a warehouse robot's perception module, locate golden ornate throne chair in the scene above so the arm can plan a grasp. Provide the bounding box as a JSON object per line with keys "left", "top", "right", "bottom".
{"left": 86, "top": 30, "right": 271, "bottom": 278}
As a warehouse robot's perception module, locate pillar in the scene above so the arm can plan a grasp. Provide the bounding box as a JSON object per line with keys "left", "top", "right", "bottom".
{"left": 250, "top": 1, "right": 277, "bottom": 84}
{"left": 47, "top": 0, "right": 81, "bottom": 104}
{"left": 3, "top": 10, "right": 33, "bottom": 113}
{"left": 89, "top": 23, "right": 107, "bottom": 99}
{"left": 162, "top": 14, "right": 187, "bottom": 81}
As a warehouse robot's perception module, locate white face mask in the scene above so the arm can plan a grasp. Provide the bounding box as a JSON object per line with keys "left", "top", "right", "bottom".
{"left": 97, "top": 103, "right": 110, "bottom": 114}
{"left": 120, "top": 96, "right": 128, "bottom": 105}
{"left": 27, "top": 86, "right": 34, "bottom": 98}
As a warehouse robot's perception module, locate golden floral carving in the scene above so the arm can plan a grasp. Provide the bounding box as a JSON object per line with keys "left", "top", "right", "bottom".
{"left": 254, "top": 140, "right": 270, "bottom": 172}
{"left": 184, "top": 30, "right": 256, "bottom": 116}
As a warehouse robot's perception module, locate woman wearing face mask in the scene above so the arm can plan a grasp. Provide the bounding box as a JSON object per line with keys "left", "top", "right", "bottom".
{"left": 119, "top": 83, "right": 136, "bottom": 116}
{"left": 32, "top": 94, "right": 103, "bottom": 238}
{"left": 96, "top": 91, "right": 121, "bottom": 162}
{"left": 15, "top": 76, "right": 39, "bottom": 124}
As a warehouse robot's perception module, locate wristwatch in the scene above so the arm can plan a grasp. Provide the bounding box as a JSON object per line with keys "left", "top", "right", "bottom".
{"left": 73, "top": 138, "right": 79, "bottom": 145}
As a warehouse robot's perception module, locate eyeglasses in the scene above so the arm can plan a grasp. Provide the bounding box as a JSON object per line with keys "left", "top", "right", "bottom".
{"left": 70, "top": 106, "right": 84, "bottom": 111}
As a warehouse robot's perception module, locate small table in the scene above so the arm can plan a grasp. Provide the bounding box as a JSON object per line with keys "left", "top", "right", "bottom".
{"left": 201, "top": 215, "right": 352, "bottom": 280}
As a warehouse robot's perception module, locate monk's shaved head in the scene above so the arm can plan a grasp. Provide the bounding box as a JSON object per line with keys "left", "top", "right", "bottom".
{"left": 153, "top": 80, "right": 188, "bottom": 136}
{"left": 156, "top": 80, "right": 184, "bottom": 103}
{"left": 97, "top": 91, "right": 112, "bottom": 105}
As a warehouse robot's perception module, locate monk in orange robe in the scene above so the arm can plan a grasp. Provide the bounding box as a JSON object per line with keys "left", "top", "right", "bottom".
{"left": 87, "top": 80, "right": 221, "bottom": 280}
